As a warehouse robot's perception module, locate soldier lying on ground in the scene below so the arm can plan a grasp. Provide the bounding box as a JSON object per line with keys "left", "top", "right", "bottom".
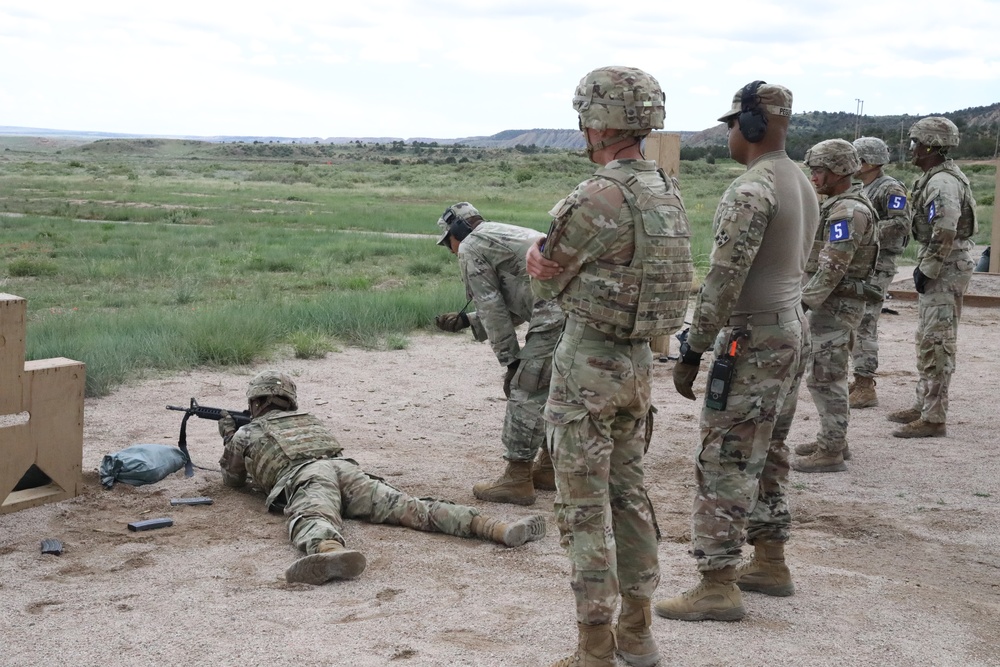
{"left": 218, "top": 370, "right": 547, "bottom": 585}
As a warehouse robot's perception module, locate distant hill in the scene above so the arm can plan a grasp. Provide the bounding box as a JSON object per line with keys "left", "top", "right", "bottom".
{"left": 2, "top": 102, "right": 998, "bottom": 158}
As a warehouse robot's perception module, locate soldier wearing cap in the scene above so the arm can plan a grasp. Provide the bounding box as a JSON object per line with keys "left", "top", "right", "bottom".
{"left": 434, "top": 202, "right": 564, "bottom": 505}
{"left": 792, "top": 140, "right": 879, "bottom": 473}
{"left": 654, "top": 81, "right": 818, "bottom": 623}
{"left": 526, "top": 65, "right": 693, "bottom": 667}
{"left": 887, "top": 117, "right": 978, "bottom": 437}
{"left": 218, "top": 370, "right": 546, "bottom": 585}
{"left": 848, "top": 137, "right": 913, "bottom": 409}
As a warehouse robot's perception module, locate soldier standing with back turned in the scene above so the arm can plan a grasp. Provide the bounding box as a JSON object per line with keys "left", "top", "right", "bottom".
{"left": 888, "top": 117, "right": 977, "bottom": 438}
{"left": 653, "top": 81, "right": 818, "bottom": 623}
{"left": 848, "top": 136, "right": 912, "bottom": 409}
{"left": 526, "top": 66, "right": 693, "bottom": 667}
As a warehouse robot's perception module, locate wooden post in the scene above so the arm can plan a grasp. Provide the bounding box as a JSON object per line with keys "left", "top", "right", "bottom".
{"left": 990, "top": 161, "right": 999, "bottom": 274}
{"left": 645, "top": 132, "right": 684, "bottom": 359}
{"left": 0, "top": 294, "right": 86, "bottom": 514}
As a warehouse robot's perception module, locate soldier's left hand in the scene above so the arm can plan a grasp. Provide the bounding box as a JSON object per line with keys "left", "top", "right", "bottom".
{"left": 525, "top": 237, "right": 563, "bottom": 280}
{"left": 218, "top": 410, "right": 237, "bottom": 439}
{"left": 503, "top": 360, "right": 521, "bottom": 398}
{"left": 435, "top": 311, "right": 470, "bottom": 332}
{"left": 673, "top": 362, "right": 700, "bottom": 401}
{"left": 913, "top": 267, "right": 929, "bottom": 294}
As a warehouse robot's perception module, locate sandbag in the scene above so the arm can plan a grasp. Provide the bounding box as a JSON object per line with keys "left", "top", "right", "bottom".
{"left": 100, "top": 444, "right": 187, "bottom": 489}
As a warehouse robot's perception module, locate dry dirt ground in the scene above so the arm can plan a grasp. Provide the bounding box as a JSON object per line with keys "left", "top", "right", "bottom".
{"left": 2, "top": 283, "right": 1000, "bottom": 667}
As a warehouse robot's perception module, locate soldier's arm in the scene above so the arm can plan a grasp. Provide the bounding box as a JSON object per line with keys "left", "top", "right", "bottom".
{"left": 219, "top": 428, "right": 250, "bottom": 489}
{"left": 460, "top": 245, "right": 521, "bottom": 366}
{"left": 530, "top": 180, "right": 622, "bottom": 301}
{"left": 801, "top": 204, "right": 861, "bottom": 309}
{"left": 687, "top": 180, "right": 776, "bottom": 353}
{"left": 878, "top": 183, "right": 912, "bottom": 256}
{"left": 917, "top": 176, "right": 960, "bottom": 279}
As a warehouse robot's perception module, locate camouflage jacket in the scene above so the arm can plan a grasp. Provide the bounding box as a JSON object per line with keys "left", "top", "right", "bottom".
{"left": 862, "top": 173, "right": 912, "bottom": 267}
{"left": 802, "top": 185, "right": 877, "bottom": 309}
{"left": 458, "top": 222, "right": 564, "bottom": 367}
{"left": 911, "top": 159, "right": 978, "bottom": 278}
{"left": 531, "top": 159, "right": 689, "bottom": 340}
{"left": 688, "top": 150, "right": 817, "bottom": 353}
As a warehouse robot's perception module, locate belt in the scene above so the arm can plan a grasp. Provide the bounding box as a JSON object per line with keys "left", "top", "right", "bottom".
{"left": 727, "top": 305, "right": 802, "bottom": 327}
{"left": 566, "top": 319, "right": 638, "bottom": 345}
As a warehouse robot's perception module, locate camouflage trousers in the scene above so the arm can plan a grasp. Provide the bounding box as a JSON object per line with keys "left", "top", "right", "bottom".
{"left": 911, "top": 249, "right": 974, "bottom": 423}
{"left": 691, "top": 308, "right": 809, "bottom": 570}
{"left": 806, "top": 297, "right": 864, "bottom": 451}
{"left": 850, "top": 261, "right": 899, "bottom": 377}
{"left": 503, "top": 347, "right": 554, "bottom": 462}
{"left": 276, "top": 458, "right": 478, "bottom": 555}
{"left": 544, "top": 319, "right": 660, "bottom": 625}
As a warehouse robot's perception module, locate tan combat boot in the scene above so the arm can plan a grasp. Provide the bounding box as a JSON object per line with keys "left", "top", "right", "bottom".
{"left": 532, "top": 448, "right": 557, "bottom": 491}
{"left": 892, "top": 419, "right": 946, "bottom": 438}
{"left": 615, "top": 595, "right": 660, "bottom": 667}
{"left": 849, "top": 374, "right": 878, "bottom": 409}
{"left": 473, "top": 460, "right": 536, "bottom": 505}
{"left": 887, "top": 407, "right": 921, "bottom": 424}
{"left": 550, "top": 622, "right": 616, "bottom": 667}
{"left": 653, "top": 566, "right": 746, "bottom": 622}
{"left": 794, "top": 441, "right": 851, "bottom": 460}
{"left": 285, "top": 540, "right": 367, "bottom": 585}
{"left": 735, "top": 541, "right": 794, "bottom": 597}
{"left": 791, "top": 447, "right": 847, "bottom": 473}
{"left": 470, "top": 514, "right": 546, "bottom": 547}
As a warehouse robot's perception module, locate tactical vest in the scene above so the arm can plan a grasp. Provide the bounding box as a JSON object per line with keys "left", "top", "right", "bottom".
{"left": 911, "top": 161, "right": 978, "bottom": 244}
{"left": 806, "top": 191, "right": 879, "bottom": 280}
{"left": 245, "top": 411, "right": 342, "bottom": 491}
{"left": 557, "top": 165, "right": 693, "bottom": 339}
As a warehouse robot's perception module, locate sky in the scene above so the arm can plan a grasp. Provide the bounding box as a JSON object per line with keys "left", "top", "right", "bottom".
{"left": 2, "top": 1, "right": 999, "bottom": 140}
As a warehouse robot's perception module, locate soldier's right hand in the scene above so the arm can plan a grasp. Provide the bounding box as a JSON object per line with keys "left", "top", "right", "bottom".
{"left": 435, "top": 312, "right": 470, "bottom": 333}
{"left": 218, "top": 410, "right": 237, "bottom": 439}
{"left": 672, "top": 362, "right": 700, "bottom": 401}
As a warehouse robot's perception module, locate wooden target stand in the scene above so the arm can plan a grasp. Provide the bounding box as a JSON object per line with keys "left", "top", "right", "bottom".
{"left": 0, "top": 293, "right": 85, "bottom": 514}
{"left": 644, "top": 132, "right": 685, "bottom": 360}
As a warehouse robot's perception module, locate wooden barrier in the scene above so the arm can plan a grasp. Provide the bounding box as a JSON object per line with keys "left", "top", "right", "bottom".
{"left": 0, "top": 294, "right": 86, "bottom": 514}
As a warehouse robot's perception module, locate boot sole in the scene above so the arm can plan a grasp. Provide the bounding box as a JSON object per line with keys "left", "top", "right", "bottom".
{"left": 502, "top": 516, "right": 547, "bottom": 547}
{"left": 617, "top": 647, "right": 661, "bottom": 667}
{"left": 653, "top": 605, "right": 746, "bottom": 622}
{"left": 285, "top": 550, "right": 367, "bottom": 585}
{"left": 792, "top": 463, "right": 848, "bottom": 473}
{"left": 892, "top": 428, "right": 946, "bottom": 439}
{"left": 737, "top": 581, "right": 795, "bottom": 597}
{"left": 472, "top": 490, "right": 536, "bottom": 506}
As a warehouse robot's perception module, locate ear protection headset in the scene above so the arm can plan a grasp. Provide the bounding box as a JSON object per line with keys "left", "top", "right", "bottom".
{"left": 442, "top": 207, "right": 475, "bottom": 242}
{"left": 738, "top": 80, "right": 768, "bottom": 143}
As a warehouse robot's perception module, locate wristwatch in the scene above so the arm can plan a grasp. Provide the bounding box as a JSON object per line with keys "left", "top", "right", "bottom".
{"left": 678, "top": 340, "right": 703, "bottom": 366}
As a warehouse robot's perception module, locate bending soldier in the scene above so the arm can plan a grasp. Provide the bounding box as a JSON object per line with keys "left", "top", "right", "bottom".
{"left": 792, "top": 140, "right": 879, "bottom": 473}
{"left": 218, "top": 370, "right": 546, "bottom": 585}
{"left": 527, "top": 66, "right": 693, "bottom": 667}
{"left": 435, "top": 203, "right": 564, "bottom": 505}
{"left": 888, "top": 117, "right": 978, "bottom": 438}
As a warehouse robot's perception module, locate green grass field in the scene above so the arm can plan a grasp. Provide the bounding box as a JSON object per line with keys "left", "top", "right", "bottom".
{"left": 1, "top": 138, "right": 994, "bottom": 396}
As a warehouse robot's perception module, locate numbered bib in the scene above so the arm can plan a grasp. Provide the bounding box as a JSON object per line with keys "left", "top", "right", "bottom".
{"left": 829, "top": 220, "right": 850, "bottom": 242}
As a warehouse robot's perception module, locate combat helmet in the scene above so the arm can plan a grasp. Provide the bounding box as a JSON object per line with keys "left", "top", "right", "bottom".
{"left": 247, "top": 370, "right": 298, "bottom": 411}
{"left": 909, "top": 116, "right": 960, "bottom": 148}
{"left": 804, "top": 139, "right": 861, "bottom": 176}
{"left": 436, "top": 202, "right": 483, "bottom": 247}
{"left": 853, "top": 137, "right": 891, "bottom": 166}
{"left": 573, "top": 66, "right": 664, "bottom": 155}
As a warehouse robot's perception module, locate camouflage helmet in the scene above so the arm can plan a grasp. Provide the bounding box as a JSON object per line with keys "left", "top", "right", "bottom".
{"left": 853, "top": 137, "right": 891, "bottom": 166}
{"left": 804, "top": 139, "right": 861, "bottom": 176}
{"left": 436, "top": 202, "right": 482, "bottom": 246}
{"left": 247, "top": 370, "right": 298, "bottom": 410}
{"left": 573, "top": 66, "right": 665, "bottom": 132}
{"left": 909, "top": 116, "right": 960, "bottom": 148}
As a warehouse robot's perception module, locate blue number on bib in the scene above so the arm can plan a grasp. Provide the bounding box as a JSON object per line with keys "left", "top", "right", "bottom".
{"left": 888, "top": 194, "right": 907, "bottom": 210}
{"left": 928, "top": 201, "right": 936, "bottom": 221}
{"left": 829, "top": 220, "right": 849, "bottom": 242}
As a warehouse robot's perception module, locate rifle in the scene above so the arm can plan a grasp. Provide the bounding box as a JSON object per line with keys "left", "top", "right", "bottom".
{"left": 166, "top": 398, "right": 252, "bottom": 476}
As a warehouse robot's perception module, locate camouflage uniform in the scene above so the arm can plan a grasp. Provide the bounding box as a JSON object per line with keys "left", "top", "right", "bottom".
{"left": 458, "top": 222, "right": 565, "bottom": 462}
{"left": 802, "top": 185, "right": 878, "bottom": 453}
{"left": 852, "top": 175, "right": 912, "bottom": 377}
{"left": 686, "top": 150, "right": 818, "bottom": 570}
{"left": 220, "top": 410, "right": 480, "bottom": 555}
{"left": 531, "top": 159, "right": 692, "bottom": 625}
{"left": 909, "top": 159, "right": 977, "bottom": 423}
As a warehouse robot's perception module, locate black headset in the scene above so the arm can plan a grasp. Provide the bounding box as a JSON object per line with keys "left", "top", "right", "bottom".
{"left": 738, "top": 80, "right": 768, "bottom": 143}
{"left": 442, "top": 207, "right": 475, "bottom": 242}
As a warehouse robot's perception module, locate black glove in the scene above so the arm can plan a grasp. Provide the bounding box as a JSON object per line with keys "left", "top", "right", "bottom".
{"left": 674, "top": 340, "right": 703, "bottom": 401}
{"left": 435, "top": 311, "right": 470, "bottom": 333}
{"left": 503, "top": 360, "right": 521, "bottom": 399}
{"left": 913, "top": 267, "right": 930, "bottom": 294}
